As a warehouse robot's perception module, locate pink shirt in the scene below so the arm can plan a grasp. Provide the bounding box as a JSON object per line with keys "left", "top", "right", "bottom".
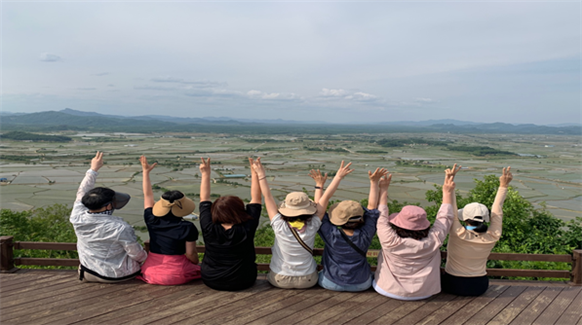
{"left": 374, "top": 203, "right": 454, "bottom": 299}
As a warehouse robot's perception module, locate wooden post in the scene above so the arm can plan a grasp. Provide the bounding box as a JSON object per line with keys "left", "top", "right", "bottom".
{"left": 571, "top": 249, "right": 582, "bottom": 286}
{"left": 0, "top": 236, "right": 18, "bottom": 273}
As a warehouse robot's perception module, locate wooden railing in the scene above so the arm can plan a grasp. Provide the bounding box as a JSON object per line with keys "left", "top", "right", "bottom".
{"left": 1, "top": 236, "right": 580, "bottom": 285}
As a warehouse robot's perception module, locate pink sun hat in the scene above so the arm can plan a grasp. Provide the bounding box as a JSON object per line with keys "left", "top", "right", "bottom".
{"left": 389, "top": 205, "right": 430, "bottom": 231}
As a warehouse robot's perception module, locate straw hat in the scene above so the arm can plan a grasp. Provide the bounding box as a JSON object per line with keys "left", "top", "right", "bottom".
{"left": 152, "top": 197, "right": 195, "bottom": 217}
{"left": 328, "top": 200, "right": 364, "bottom": 226}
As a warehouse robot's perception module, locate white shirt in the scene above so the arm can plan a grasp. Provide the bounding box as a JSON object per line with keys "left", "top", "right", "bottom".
{"left": 269, "top": 213, "right": 322, "bottom": 276}
{"left": 70, "top": 169, "right": 147, "bottom": 278}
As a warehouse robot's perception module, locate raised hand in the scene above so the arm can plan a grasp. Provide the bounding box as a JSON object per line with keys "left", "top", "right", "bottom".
{"left": 499, "top": 166, "right": 513, "bottom": 188}
{"left": 335, "top": 161, "right": 354, "bottom": 180}
{"left": 140, "top": 155, "right": 157, "bottom": 174}
{"left": 443, "top": 164, "right": 461, "bottom": 194}
{"left": 251, "top": 157, "right": 266, "bottom": 178}
{"left": 379, "top": 174, "right": 392, "bottom": 190}
{"left": 199, "top": 157, "right": 211, "bottom": 175}
{"left": 248, "top": 157, "right": 257, "bottom": 175}
{"left": 369, "top": 168, "right": 388, "bottom": 183}
{"left": 90, "top": 151, "right": 104, "bottom": 172}
{"left": 309, "top": 169, "right": 328, "bottom": 187}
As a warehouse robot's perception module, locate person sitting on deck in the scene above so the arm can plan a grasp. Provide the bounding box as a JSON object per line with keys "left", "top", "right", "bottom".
{"left": 137, "top": 156, "right": 201, "bottom": 285}
{"left": 198, "top": 157, "right": 263, "bottom": 291}
{"left": 374, "top": 164, "right": 461, "bottom": 300}
{"left": 442, "top": 167, "right": 513, "bottom": 296}
{"left": 314, "top": 167, "right": 388, "bottom": 292}
{"left": 251, "top": 158, "right": 354, "bottom": 289}
{"left": 70, "top": 151, "right": 147, "bottom": 283}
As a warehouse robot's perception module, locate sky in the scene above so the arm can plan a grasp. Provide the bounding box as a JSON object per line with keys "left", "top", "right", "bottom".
{"left": 2, "top": 1, "right": 580, "bottom": 125}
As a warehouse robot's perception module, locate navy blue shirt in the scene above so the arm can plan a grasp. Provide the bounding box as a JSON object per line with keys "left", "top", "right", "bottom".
{"left": 318, "top": 208, "right": 380, "bottom": 286}
{"left": 144, "top": 208, "right": 199, "bottom": 255}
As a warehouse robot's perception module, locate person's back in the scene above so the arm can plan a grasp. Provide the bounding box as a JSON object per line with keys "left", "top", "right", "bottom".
{"left": 71, "top": 152, "right": 146, "bottom": 282}
{"left": 199, "top": 157, "right": 262, "bottom": 291}
{"left": 374, "top": 165, "right": 460, "bottom": 300}
{"left": 443, "top": 167, "right": 512, "bottom": 296}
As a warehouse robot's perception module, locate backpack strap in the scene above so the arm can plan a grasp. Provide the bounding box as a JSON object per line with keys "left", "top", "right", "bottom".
{"left": 287, "top": 222, "right": 314, "bottom": 256}
{"left": 338, "top": 228, "right": 367, "bottom": 258}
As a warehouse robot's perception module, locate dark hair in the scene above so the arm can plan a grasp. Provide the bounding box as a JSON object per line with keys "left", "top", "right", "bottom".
{"left": 211, "top": 196, "right": 252, "bottom": 224}
{"left": 341, "top": 219, "right": 365, "bottom": 230}
{"left": 82, "top": 187, "right": 115, "bottom": 210}
{"left": 280, "top": 214, "right": 314, "bottom": 224}
{"left": 390, "top": 222, "right": 430, "bottom": 240}
{"left": 465, "top": 219, "right": 489, "bottom": 233}
{"left": 162, "top": 190, "right": 184, "bottom": 203}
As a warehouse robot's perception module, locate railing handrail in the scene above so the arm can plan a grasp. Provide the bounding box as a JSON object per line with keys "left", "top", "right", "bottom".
{"left": 1, "top": 236, "right": 581, "bottom": 285}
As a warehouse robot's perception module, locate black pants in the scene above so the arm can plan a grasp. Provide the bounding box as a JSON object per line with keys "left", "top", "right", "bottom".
{"left": 441, "top": 271, "right": 489, "bottom": 296}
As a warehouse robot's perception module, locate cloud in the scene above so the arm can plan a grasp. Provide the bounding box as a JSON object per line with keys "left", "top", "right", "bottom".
{"left": 107, "top": 84, "right": 115, "bottom": 87}
{"left": 93, "top": 72, "right": 109, "bottom": 76}
{"left": 151, "top": 76, "right": 226, "bottom": 88}
{"left": 415, "top": 97, "right": 437, "bottom": 103}
{"left": 247, "top": 90, "right": 300, "bottom": 101}
{"left": 320, "top": 88, "right": 347, "bottom": 97}
{"left": 76, "top": 88, "right": 96, "bottom": 91}
{"left": 350, "top": 92, "right": 377, "bottom": 101}
{"left": 135, "top": 85, "right": 176, "bottom": 91}
{"left": 39, "top": 53, "right": 62, "bottom": 62}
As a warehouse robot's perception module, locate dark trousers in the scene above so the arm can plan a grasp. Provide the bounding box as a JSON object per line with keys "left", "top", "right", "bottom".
{"left": 441, "top": 271, "right": 489, "bottom": 296}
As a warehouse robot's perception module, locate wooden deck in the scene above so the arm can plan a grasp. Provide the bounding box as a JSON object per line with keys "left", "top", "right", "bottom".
{"left": 1, "top": 270, "right": 580, "bottom": 325}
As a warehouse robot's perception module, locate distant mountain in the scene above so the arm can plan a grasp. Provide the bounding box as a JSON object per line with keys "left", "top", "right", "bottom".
{"left": 0, "top": 109, "right": 579, "bottom": 135}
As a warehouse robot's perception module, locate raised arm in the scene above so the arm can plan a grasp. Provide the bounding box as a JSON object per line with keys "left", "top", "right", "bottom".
{"left": 309, "top": 169, "right": 328, "bottom": 204}
{"left": 490, "top": 166, "right": 512, "bottom": 236}
{"left": 249, "top": 158, "right": 262, "bottom": 204}
{"left": 75, "top": 151, "right": 104, "bottom": 203}
{"left": 199, "top": 157, "right": 211, "bottom": 203}
{"left": 442, "top": 164, "right": 461, "bottom": 205}
{"left": 315, "top": 161, "right": 354, "bottom": 219}
{"left": 251, "top": 158, "right": 279, "bottom": 220}
{"left": 368, "top": 168, "right": 388, "bottom": 210}
{"left": 140, "top": 156, "right": 157, "bottom": 209}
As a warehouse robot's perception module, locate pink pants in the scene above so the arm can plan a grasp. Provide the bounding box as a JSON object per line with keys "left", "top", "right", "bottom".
{"left": 137, "top": 252, "right": 201, "bottom": 285}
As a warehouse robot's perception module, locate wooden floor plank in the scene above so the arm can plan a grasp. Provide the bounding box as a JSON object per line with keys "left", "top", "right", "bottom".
{"left": 272, "top": 291, "right": 358, "bottom": 324}
{"left": 70, "top": 282, "right": 213, "bottom": 325}
{"left": 1, "top": 282, "right": 92, "bottom": 314}
{"left": 0, "top": 273, "right": 72, "bottom": 295}
{"left": 323, "top": 291, "right": 388, "bottom": 325}
{"left": 0, "top": 272, "right": 58, "bottom": 290}
{"left": 347, "top": 296, "right": 405, "bottom": 325}
{"left": 555, "top": 288, "right": 582, "bottom": 325}
{"left": 367, "top": 295, "right": 441, "bottom": 325}
{"left": 224, "top": 288, "right": 336, "bottom": 325}
{"left": 532, "top": 287, "right": 581, "bottom": 325}
{"left": 437, "top": 285, "right": 508, "bottom": 325}
{"left": 296, "top": 290, "right": 378, "bottom": 325}
{"left": 193, "top": 288, "right": 305, "bottom": 325}
{"left": 508, "top": 287, "right": 563, "bottom": 325}
{"left": 128, "top": 281, "right": 272, "bottom": 325}
{"left": 485, "top": 286, "right": 545, "bottom": 325}
{"left": 246, "top": 289, "right": 338, "bottom": 325}
{"left": 462, "top": 286, "right": 528, "bottom": 325}
{"left": 391, "top": 293, "right": 458, "bottom": 325}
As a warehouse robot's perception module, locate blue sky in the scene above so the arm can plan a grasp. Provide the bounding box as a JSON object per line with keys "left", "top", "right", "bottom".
{"left": 2, "top": 1, "right": 580, "bottom": 124}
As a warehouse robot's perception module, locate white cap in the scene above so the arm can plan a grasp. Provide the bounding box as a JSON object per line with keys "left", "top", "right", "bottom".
{"left": 458, "top": 202, "right": 490, "bottom": 223}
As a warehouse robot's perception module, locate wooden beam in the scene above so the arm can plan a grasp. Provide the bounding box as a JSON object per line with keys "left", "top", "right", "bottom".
{"left": 486, "top": 269, "right": 570, "bottom": 279}
{"left": 14, "top": 257, "right": 80, "bottom": 267}
{"left": 0, "top": 236, "right": 17, "bottom": 273}
{"left": 14, "top": 242, "right": 77, "bottom": 251}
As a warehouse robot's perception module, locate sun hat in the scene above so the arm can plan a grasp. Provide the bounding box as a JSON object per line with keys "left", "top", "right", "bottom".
{"left": 328, "top": 200, "right": 364, "bottom": 226}
{"left": 111, "top": 192, "right": 131, "bottom": 209}
{"left": 458, "top": 202, "right": 490, "bottom": 222}
{"left": 278, "top": 192, "right": 317, "bottom": 217}
{"left": 153, "top": 196, "right": 196, "bottom": 217}
{"left": 389, "top": 205, "right": 430, "bottom": 231}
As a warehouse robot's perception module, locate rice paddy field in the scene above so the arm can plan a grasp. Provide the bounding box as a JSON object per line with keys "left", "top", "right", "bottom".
{"left": 1, "top": 131, "right": 580, "bottom": 240}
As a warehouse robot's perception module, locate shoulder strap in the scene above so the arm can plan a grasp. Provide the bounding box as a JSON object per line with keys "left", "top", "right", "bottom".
{"left": 286, "top": 222, "right": 314, "bottom": 256}
{"left": 339, "top": 228, "right": 367, "bottom": 258}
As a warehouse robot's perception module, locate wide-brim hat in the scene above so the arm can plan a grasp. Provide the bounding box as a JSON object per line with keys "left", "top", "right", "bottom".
{"left": 458, "top": 202, "right": 490, "bottom": 222}
{"left": 278, "top": 192, "right": 317, "bottom": 217}
{"left": 153, "top": 196, "right": 196, "bottom": 217}
{"left": 389, "top": 205, "right": 430, "bottom": 231}
{"left": 329, "top": 200, "right": 364, "bottom": 226}
{"left": 112, "top": 192, "right": 131, "bottom": 209}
